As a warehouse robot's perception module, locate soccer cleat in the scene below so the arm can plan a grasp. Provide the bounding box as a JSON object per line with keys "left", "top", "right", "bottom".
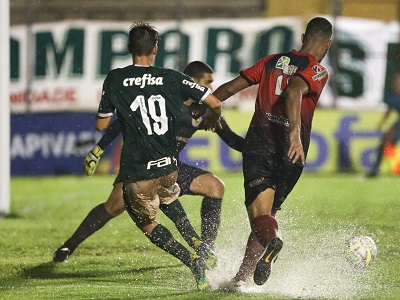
{"left": 190, "top": 254, "right": 210, "bottom": 290}
{"left": 53, "top": 246, "right": 74, "bottom": 263}
{"left": 253, "top": 237, "right": 283, "bottom": 286}
{"left": 191, "top": 237, "right": 217, "bottom": 270}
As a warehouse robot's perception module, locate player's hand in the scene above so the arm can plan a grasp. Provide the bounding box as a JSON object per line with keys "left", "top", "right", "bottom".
{"left": 288, "top": 129, "right": 305, "bottom": 165}
{"left": 84, "top": 144, "right": 104, "bottom": 176}
{"left": 189, "top": 102, "right": 208, "bottom": 120}
{"left": 200, "top": 115, "right": 222, "bottom": 132}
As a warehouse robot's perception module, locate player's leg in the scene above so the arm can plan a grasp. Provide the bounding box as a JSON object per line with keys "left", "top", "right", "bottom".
{"left": 159, "top": 173, "right": 217, "bottom": 270}
{"left": 177, "top": 163, "right": 224, "bottom": 248}
{"left": 123, "top": 172, "right": 209, "bottom": 290}
{"left": 159, "top": 198, "right": 202, "bottom": 249}
{"left": 250, "top": 156, "right": 303, "bottom": 286}
{"left": 368, "top": 124, "right": 397, "bottom": 177}
{"left": 241, "top": 153, "right": 284, "bottom": 286}
{"left": 190, "top": 173, "right": 224, "bottom": 248}
{"left": 232, "top": 232, "right": 263, "bottom": 282}
{"left": 53, "top": 181, "right": 125, "bottom": 262}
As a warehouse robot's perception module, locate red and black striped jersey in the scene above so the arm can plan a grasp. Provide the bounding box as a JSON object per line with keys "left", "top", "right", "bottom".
{"left": 240, "top": 49, "right": 328, "bottom": 156}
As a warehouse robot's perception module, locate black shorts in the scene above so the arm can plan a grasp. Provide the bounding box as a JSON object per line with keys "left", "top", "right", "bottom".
{"left": 177, "top": 163, "right": 210, "bottom": 196}
{"left": 242, "top": 152, "right": 303, "bottom": 210}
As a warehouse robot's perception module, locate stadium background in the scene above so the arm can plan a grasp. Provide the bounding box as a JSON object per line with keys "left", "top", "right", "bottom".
{"left": 8, "top": 0, "right": 400, "bottom": 176}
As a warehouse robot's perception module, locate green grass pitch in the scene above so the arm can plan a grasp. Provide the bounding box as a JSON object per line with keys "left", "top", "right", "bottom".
{"left": 1, "top": 172, "right": 400, "bottom": 299}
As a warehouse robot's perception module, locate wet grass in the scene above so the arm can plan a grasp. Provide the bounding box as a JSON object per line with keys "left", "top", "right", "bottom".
{"left": 1, "top": 172, "right": 399, "bottom": 299}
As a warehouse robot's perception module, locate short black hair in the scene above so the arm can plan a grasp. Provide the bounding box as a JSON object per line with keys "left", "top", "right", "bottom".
{"left": 183, "top": 61, "right": 214, "bottom": 79}
{"left": 304, "top": 17, "right": 332, "bottom": 43}
{"left": 128, "top": 22, "right": 159, "bottom": 56}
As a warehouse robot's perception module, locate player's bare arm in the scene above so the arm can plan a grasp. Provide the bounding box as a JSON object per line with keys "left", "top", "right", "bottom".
{"left": 213, "top": 76, "right": 250, "bottom": 101}
{"left": 201, "top": 94, "right": 222, "bottom": 131}
{"left": 284, "top": 75, "right": 309, "bottom": 165}
{"left": 95, "top": 116, "right": 112, "bottom": 132}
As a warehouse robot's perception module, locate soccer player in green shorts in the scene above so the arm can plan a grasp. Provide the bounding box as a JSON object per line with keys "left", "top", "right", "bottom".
{"left": 57, "top": 22, "right": 221, "bottom": 290}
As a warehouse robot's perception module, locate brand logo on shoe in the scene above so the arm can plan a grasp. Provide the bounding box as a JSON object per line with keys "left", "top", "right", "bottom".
{"left": 264, "top": 250, "right": 274, "bottom": 263}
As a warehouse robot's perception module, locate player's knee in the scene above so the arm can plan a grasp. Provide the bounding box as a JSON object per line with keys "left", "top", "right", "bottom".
{"left": 104, "top": 199, "right": 125, "bottom": 217}
{"left": 104, "top": 186, "right": 125, "bottom": 217}
{"left": 189, "top": 173, "right": 225, "bottom": 198}
{"left": 206, "top": 176, "right": 225, "bottom": 198}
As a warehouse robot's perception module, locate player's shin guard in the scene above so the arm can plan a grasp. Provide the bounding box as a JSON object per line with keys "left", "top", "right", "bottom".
{"left": 200, "top": 197, "right": 222, "bottom": 248}
{"left": 148, "top": 223, "right": 192, "bottom": 267}
{"left": 160, "top": 200, "right": 201, "bottom": 248}
{"left": 251, "top": 215, "right": 278, "bottom": 247}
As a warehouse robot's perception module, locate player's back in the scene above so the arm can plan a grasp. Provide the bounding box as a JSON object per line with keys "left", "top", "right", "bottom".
{"left": 102, "top": 65, "right": 211, "bottom": 181}
{"left": 105, "top": 65, "right": 186, "bottom": 180}
{"left": 241, "top": 49, "right": 328, "bottom": 155}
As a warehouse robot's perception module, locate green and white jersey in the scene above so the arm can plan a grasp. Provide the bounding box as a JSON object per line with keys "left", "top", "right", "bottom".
{"left": 98, "top": 65, "right": 211, "bottom": 181}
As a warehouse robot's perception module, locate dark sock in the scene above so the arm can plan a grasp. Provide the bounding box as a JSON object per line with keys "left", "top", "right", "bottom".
{"left": 160, "top": 200, "right": 200, "bottom": 248}
{"left": 148, "top": 224, "right": 192, "bottom": 267}
{"left": 251, "top": 215, "right": 278, "bottom": 248}
{"left": 200, "top": 197, "right": 222, "bottom": 248}
{"left": 63, "top": 204, "right": 112, "bottom": 250}
{"left": 371, "top": 143, "right": 385, "bottom": 173}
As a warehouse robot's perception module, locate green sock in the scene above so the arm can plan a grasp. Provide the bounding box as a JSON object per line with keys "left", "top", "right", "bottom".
{"left": 160, "top": 200, "right": 201, "bottom": 248}
{"left": 200, "top": 197, "right": 222, "bottom": 248}
{"left": 148, "top": 224, "right": 192, "bottom": 267}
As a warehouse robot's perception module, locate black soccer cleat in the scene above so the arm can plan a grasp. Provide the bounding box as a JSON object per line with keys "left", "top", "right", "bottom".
{"left": 189, "top": 254, "right": 210, "bottom": 290}
{"left": 53, "top": 246, "right": 74, "bottom": 263}
{"left": 253, "top": 237, "right": 283, "bottom": 286}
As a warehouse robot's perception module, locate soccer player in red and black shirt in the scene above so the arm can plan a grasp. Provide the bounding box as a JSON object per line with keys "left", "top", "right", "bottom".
{"left": 212, "top": 17, "right": 333, "bottom": 289}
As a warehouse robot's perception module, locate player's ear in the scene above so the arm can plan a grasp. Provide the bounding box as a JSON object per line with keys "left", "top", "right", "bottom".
{"left": 301, "top": 33, "right": 305, "bottom": 43}
{"left": 326, "top": 39, "right": 332, "bottom": 49}
{"left": 153, "top": 45, "right": 158, "bottom": 55}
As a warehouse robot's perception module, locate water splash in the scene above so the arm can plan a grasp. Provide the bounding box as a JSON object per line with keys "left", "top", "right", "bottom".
{"left": 209, "top": 221, "right": 379, "bottom": 299}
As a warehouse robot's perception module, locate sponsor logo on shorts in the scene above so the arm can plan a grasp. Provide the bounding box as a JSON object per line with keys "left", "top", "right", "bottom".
{"left": 146, "top": 156, "right": 177, "bottom": 169}
{"left": 249, "top": 176, "right": 265, "bottom": 187}
{"left": 123, "top": 74, "right": 163, "bottom": 88}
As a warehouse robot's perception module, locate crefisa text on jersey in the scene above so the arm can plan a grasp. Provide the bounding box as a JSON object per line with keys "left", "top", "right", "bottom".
{"left": 123, "top": 74, "right": 163, "bottom": 88}
{"left": 182, "top": 79, "right": 205, "bottom": 92}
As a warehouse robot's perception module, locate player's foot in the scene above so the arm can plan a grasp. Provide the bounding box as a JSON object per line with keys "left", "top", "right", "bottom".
{"left": 253, "top": 237, "right": 283, "bottom": 286}
{"left": 366, "top": 170, "right": 377, "bottom": 178}
{"left": 191, "top": 237, "right": 217, "bottom": 270}
{"left": 53, "top": 246, "right": 74, "bottom": 263}
{"left": 220, "top": 279, "right": 248, "bottom": 292}
{"left": 190, "top": 254, "right": 210, "bottom": 290}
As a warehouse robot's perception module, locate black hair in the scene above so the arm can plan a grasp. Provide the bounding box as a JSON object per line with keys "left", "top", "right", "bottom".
{"left": 183, "top": 61, "right": 214, "bottom": 79}
{"left": 304, "top": 17, "right": 333, "bottom": 43}
{"left": 128, "top": 22, "right": 159, "bottom": 56}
